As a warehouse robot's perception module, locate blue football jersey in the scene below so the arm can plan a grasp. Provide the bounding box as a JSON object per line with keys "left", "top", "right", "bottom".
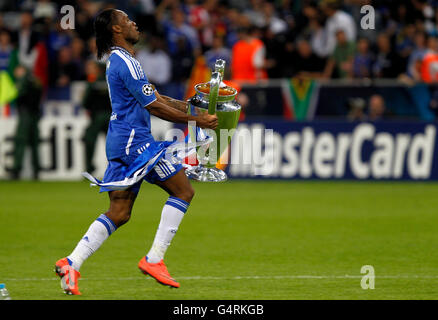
{"left": 104, "top": 46, "right": 157, "bottom": 161}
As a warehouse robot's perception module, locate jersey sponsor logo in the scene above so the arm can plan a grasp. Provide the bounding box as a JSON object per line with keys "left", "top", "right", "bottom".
{"left": 142, "top": 84, "right": 154, "bottom": 96}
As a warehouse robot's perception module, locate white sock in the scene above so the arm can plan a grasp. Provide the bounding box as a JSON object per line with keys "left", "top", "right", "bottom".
{"left": 67, "top": 214, "right": 117, "bottom": 270}
{"left": 146, "top": 196, "right": 189, "bottom": 263}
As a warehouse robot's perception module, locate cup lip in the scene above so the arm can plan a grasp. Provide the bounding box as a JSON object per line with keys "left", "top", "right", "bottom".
{"left": 194, "top": 82, "right": 237, "bottom": 100}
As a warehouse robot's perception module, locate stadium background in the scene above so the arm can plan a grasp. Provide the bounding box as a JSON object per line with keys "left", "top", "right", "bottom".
{"left": 1, "top": 0, "right": 438, "bottom": 300}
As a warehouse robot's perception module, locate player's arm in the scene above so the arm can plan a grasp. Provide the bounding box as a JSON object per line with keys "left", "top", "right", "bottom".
{"left": 145, "top": 100, "right": 218, "bottom": 129}
{"left": 149, "top": 85, "right": 216, "bottom": 128}
{"left": 157, "top": 94, "right": 189, "bottom": 113}
{"left": 152, "top": 87, "right": 189, "bottom": 113}
{"left": 118, "top": 61, "right": 217, "bottom": 129}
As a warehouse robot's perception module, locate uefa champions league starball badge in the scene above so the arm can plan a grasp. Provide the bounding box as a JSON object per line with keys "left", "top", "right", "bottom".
{"left": 185, "top": 59, "right": 241, "bottom": 182}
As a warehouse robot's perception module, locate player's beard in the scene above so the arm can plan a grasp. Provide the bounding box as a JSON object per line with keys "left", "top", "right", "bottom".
{"left": 127, "top": 37, "right": 139, "bottom": 45}
{"left": 127, "top": 31, "right": 140, "bottom": 45}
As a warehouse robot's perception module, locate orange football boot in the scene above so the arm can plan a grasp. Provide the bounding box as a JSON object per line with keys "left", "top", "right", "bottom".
{"left": 138, "top": 257, "right": 180, "bottom": 288}
{"left": 54, "top": 258, "right": 82, "bottom": 295}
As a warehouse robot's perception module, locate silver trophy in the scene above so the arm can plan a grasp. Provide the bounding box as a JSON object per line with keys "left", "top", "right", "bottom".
{"left": 185, "top": 60, "right": 241, "bottom": 182}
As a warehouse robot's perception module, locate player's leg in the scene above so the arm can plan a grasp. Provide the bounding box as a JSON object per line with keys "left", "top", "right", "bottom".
{"left": 55, "top": 189, "right": 137, "bottom": 295}
{"left": 105, "top": 189, "right": 138, "bottom": 226}
{"left": 66, "top": 190, "right": 137, "bottom": 269}
{"left": 139, "top": 169, "right": 193, "bottom": 288}
{"left": 147, "top": 169, "right": 194, "bottom": 263}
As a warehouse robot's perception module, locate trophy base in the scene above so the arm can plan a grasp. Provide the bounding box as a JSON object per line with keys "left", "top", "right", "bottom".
{"left": 185, "top": 165, "right": 227, "bottom": 182}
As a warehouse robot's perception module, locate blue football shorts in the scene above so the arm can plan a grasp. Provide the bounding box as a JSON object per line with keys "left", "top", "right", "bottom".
{"left": 100, "top": 156, "right": 183, "bottom": 194}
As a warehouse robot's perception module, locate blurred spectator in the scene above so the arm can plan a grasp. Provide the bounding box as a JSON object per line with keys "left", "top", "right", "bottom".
{"left": 50, "top": 45, "right": 80, "bottom": 87}
{"left": 396, "top": 24, "right": 417, "bottom": 67}
{"left": 156, "top": 3, "right": 201, "bottom": 57}
{"left": 312, "top": 0, "right": 357, "bottom": 58}
{"left": 204, "top": 34, "right": 231, "bottom": 72}
{"left": 86, "top": 36, "right": 98, "bottom": 60}
{"left": 289, "top": 37, "right": 325, "bottom": 78}
{"left": 33, "top": 0, "right": 57, "bottom": 21}
{"left": 46, "top": 21, "right": 72, "bottom": 61}
{"left": 82, "top": 60, "right": 110, "bottom": 174}
{"left": 12, "top": 10, "right": 49, "bottom": 89}
{"left": 156, "top": 2, "right": 200, "bottom": 88}
{"left": 11, "top": 65, "right": 43, "bottom": 180}
{"left": 324, "top": 29, "right": 356, "bottom": 79}
{"left": 243, "top": 0, "right": 265, "bottom": 28}
{"left": 136, "top": 35, "right": 172, "bottom": 90}
{"left": 74, "top": 0, "right": 100, "bottom": 42}
{"left": 17, "top": 11, "right": 40, "bottom": 70}
{"left": 261, "top": 1, "right": 287, "bottom": 35}
{"left": 0, "top": 29, "right": 13, "bottom": 71}
{"left": 304, "top": 5, "right": 328, "bottom": 59}
{"left": 347, "top": 97, "right": 367, "bottom": 121}
{"left": 71, "top": 37, "right": 86, "bottom": 80}
{"left": 208, "top": 1, "right": 229, "bottom": 42}
{"left": 295, "top": 1, "right": 320, "bottom": 36}
{"left": 373, "top": 33, "right": 404, "bottom": 78}
{"left": 187, "top": 0, "right": 217, "bottom": 49}
{"left": 261, "top": 25, "right": 286, "bottom": 78}
{"left": 415, "top": 0, "right": 435, "bottom": 33}
{"left": 368, "top": 94, "right": 387, "bottom": 121}
{"left": 231, "top": 26, "right": 267, "bottom": 82}
{"left": 353, "top": 37, "right": 374, "bottom": 79}
{"left": 406, "top": 31, "right": 427, "bottom": 80}
{"left": 223, "top": 8, "right": 241, "bottom": 48}
{"left": 420, "top": 35, "right": 438, "bottom": 83}
{"left": 386, "top": 3, "right": 415, "bottom": 36}
{"left": 133, "top": 0, "right": 157, "bottom": 35}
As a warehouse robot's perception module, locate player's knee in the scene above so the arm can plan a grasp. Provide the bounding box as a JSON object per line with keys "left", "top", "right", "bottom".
{"left": 106, "top": 208, "right": 131, "bottom": 227}
{"left": 177, "top": 186, "right": 195, "bottom": 203}
{"left": 117, "top": 211, "right": 131, "bottom": 226}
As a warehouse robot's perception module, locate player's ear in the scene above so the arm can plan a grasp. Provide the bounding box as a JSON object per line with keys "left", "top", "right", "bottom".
{"left": 112, "top": 24, "right": 123, "bottom": 34}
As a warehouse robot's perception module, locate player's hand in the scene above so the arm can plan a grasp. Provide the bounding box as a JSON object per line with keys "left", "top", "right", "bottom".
{"left": 197, "top": 113, "right": 218, "bottom": 129}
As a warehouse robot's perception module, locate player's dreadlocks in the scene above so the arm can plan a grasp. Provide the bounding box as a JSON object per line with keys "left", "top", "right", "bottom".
{"left": 94, "top": 9, "right": 117, "bottom": 60}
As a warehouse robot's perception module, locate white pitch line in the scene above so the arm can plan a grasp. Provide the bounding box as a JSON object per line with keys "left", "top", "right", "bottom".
{"left": 3, "top": 275, "right": 438, "bottom": 281}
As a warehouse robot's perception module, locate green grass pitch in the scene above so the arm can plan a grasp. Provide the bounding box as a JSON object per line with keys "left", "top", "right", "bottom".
{"left": 1, "top": 180, "right": 437, "bottom": 300}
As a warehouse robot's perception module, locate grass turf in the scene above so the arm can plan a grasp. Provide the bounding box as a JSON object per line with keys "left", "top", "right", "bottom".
{"left": 0, "top": 180, "right": 437, "bottom": 300}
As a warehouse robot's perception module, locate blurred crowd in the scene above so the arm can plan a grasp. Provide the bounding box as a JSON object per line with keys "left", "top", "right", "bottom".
{"left": 4, "top": 0, "right": 438, "bottom": 94}
{"left": 3, "top": 0, "right": 438, "bottom": 179}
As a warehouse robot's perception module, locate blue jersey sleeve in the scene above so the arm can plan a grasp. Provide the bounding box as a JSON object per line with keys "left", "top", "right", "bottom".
{"left": 118, "top": 57, "right": 157, "bottom": 108}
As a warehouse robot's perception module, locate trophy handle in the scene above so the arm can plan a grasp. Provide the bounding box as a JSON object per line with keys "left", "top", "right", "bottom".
{"left": 208, "top": 59, "right": 226, "bottom": 115}
{"left": 208, "top": 72, "right": 221, "bottom": 115}
{"left": 214, "top": 59, "right": 226, "bottom": 80}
